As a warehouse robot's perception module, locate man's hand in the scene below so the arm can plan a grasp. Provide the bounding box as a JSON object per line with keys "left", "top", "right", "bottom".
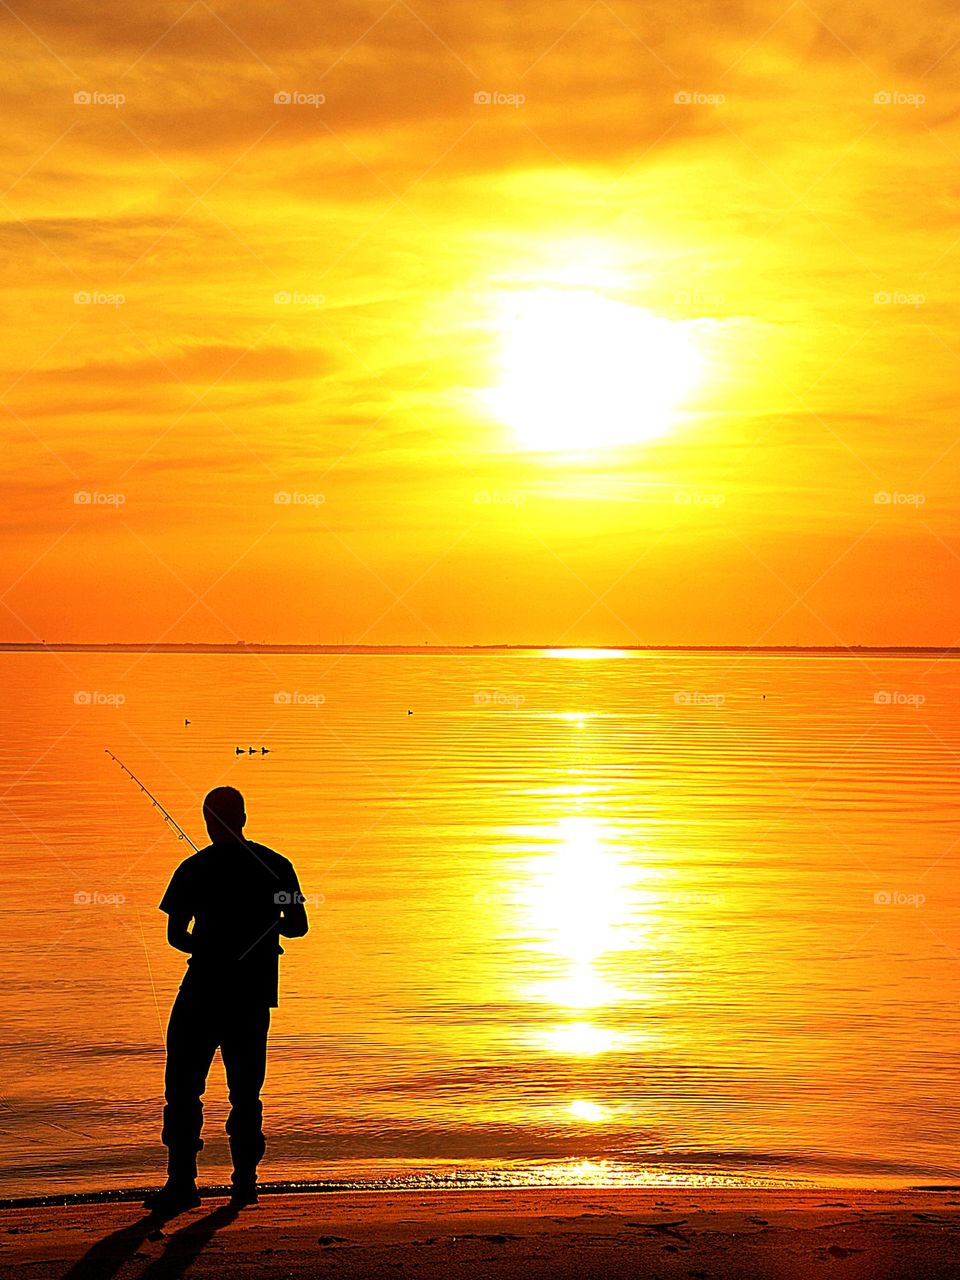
{"left": 166, "top": 910, "right": 194, "bottom": 955}
{"left": 279, "top": 894, "right": 309, "bottom": 938}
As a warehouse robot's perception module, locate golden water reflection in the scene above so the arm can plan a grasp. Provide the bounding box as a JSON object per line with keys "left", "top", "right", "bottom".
{"left": 514, "top": 815, "right": 662, "bottom": 1081}
{"left": 568, "top": 1100, "right": 610, "bottom": 1123}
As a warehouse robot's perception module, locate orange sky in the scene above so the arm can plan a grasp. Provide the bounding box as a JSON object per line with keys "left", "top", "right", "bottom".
{"left": 3, "top": 0, "right": 959, "bottom": 646}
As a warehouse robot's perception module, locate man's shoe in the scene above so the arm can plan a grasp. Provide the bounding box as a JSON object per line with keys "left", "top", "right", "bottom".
{"left": 142, "top": 1181, "right": 202, "bottom": 1215}
{"left": 229, "top": 1181, "right": 259, "bottom": 1207}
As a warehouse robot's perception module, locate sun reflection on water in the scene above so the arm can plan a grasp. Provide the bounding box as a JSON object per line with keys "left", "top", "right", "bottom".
{"left": 547, "top": 1021, "right": 620, "bottom": 1056}
{"left": 568, "top": 1099, "right": 609, "bottom": 1123}
{"left": 515, "top": 815, "right": 660, "bottom": 1063}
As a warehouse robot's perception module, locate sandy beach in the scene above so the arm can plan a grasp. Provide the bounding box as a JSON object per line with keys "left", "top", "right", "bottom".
{"left": 2, "top": 1188, "right": 959, "bottom": 1280}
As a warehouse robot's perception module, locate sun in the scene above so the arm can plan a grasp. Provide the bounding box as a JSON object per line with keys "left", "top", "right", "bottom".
{"left": 481, "top": 288, "right": 704, "bottom": 452}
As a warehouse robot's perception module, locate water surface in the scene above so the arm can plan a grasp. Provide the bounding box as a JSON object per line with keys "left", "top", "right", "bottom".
{"left": 2, "top": 649, "right": 959, "bottom": 1196}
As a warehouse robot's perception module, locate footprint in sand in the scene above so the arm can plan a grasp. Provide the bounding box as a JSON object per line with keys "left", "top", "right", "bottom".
{"left": 825, "top": 1244, "right": 863, "bottom": 1259}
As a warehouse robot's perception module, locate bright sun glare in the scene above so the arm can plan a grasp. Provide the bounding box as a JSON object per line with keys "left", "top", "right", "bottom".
{"left": 482, "top": 288, "right": 704, "bottom": 452}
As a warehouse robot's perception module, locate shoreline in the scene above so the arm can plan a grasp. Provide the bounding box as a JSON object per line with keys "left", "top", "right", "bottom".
{"left": 5, "top": 1179, "right": 960, "bottom": 1211}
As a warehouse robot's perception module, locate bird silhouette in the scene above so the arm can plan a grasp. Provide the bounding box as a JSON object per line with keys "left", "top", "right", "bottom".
{"left": 184, "top": 718, "right": 191, "bottom": 727}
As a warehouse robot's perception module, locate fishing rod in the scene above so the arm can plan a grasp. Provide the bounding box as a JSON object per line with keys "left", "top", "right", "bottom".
{"left": 104, "top": 749, "right": 199, "bottom": 851}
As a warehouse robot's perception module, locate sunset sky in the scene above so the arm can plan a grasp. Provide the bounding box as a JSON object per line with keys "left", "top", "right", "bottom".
{"left": 3, "top": 0, "right": 959, "bottom": 646}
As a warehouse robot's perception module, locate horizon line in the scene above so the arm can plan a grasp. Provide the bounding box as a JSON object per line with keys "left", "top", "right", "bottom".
{"left": 2, "top": 641, "right": 959, "bottom": 655}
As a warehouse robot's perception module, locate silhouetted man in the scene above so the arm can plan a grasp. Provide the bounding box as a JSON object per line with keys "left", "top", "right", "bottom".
{"left": 144, "top": 786, "right": 308, "bottom": 1215}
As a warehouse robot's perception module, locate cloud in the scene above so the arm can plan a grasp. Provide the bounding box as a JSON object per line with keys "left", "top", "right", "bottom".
{"left": 30, "top": 341, "right": 330, "bottom": 386}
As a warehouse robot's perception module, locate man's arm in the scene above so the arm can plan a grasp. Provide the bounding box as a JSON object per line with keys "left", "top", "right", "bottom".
{"left": 279, "top": 897, "right": 308, "bottom": 938}
{"left": 159, "top": 861, "right": 195, "bottom": 951}
{"left": 166, "top": 910, "right": 194, "bottom": 954}
{"left": 278, "top": 866, "right": 309, "bottom": 938}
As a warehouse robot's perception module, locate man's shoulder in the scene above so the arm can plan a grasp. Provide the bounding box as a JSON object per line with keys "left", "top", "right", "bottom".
{"left": 243, "top": 841, "right": 295, "bottom": 875}
{"left": 159, "top": 850, "right": 204, "bottom": 912}
{"left": 171, "top": 845, "right": 226, "bottom": 881}
{"left": 174, "top": 849, "right": 207, "bottom": 875}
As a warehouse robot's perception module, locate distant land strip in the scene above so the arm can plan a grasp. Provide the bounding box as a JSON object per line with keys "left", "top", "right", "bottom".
{"left": 2, "top": 643, "right": 959, "bottom": 656}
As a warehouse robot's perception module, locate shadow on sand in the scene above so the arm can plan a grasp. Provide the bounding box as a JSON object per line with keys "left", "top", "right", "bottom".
{"left": 61, "top": 1202, "right": 240, "bottom": 1280}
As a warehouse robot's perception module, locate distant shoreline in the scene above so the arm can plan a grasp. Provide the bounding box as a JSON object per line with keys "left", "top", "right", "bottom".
{"left": 1, "top": 642, "right": 958, "bottom": 657}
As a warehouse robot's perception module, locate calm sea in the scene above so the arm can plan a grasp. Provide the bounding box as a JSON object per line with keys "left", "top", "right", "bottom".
{"left": 2, "top": 649, "right": 959, "bottom": 1197}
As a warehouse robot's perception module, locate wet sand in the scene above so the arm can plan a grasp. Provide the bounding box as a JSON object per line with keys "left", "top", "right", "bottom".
{"left": 2, "top": 1188, "right": 960, "bottom": 1280}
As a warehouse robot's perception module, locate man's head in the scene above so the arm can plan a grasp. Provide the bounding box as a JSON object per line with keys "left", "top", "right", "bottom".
{"left": 203, "top": 786, "right": 246, "bottom": 844}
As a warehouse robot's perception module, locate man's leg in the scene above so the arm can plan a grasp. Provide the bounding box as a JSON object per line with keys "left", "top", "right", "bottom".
{"left": 221, "top": 1002, "right": 271, "bottom": 1202}
{"left": 158, "top": 989, "right": 219, "bottom": 1196}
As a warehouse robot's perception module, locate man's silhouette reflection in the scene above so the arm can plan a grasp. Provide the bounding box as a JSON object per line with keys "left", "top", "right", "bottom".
{"left": 144, "top": 786, "right": 308, "bottom": 1215}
